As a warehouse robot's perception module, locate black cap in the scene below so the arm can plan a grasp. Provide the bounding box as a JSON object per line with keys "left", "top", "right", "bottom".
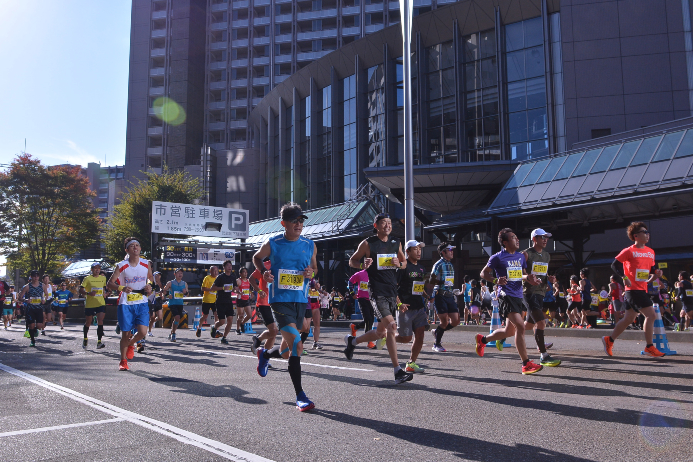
{"left": 281, "top": 205, "right": 308, "bottom": 221}
{"left": 30, "top": 270, "right": 39, "bottom": 277}
{"left": 373, "top": 212, "right": 390, "bottom": 224}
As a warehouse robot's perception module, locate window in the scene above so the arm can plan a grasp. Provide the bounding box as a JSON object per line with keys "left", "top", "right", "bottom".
{"left": 343, "top": 75, "right": 357, "bottom": 200}
{"left": 426, "top": 41, "right": 457, "bottom": 163}
{"left": 297, "top": 96, "right": 311, "bottom": 206}
{"left": 591, "top": 128, "right": 611, "bottom": 139}
{"left": 368, "top": 65, "right": 385, "bottom": 169}
{"left": 394, "top": 54, "right": 418, "bottom": 165}
{"left": 317, "top": 85, "right": 333, "bottom": 206}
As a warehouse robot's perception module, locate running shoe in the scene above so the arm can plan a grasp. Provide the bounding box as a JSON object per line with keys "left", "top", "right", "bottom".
{"left": 405, "top": 361, "right": 425, "bottom": 373}
{"left": 147, "top": 332, "right": 154, "bottom": 337}
{"left": 257, "top": 348, "right": 269, "bottom": 377}
{"left": 495, "top": 340, "right": 504, "bottom": 351}
{"left": 41, "top": 330, "right": 45, "bottom": 336}
{"left": 196, "top": 328, "right": 201, "bottom": 338}
{"left": 432, "top": 344, "right": 446, "bottom": 352}
{"left": 115, "top": 324, "right": 121, "bottom": 335}
{"left": 376, "top": 337, "right": 387, "bottom": 350}
{"left": 251, "top": 335, "right": 261, "bottom": 354}
{"left": 586, "top": 324, "right": 592, "bottom": 329}
{"left": 644, "top": 345, "right": 665, "bottom": 357}
{"left": 210, "top": 326, "right": 217, "bottom": 338}
{"left": 137, "top": 343, "right": 145, "bottom": 354}
{"left": 60, "top": 326, "right": 64, "bottom": 330}
{"left": 540, "top": 354, "right": 561, "bottom": 367}
{"left": 236, "top": 329, "right": 242, "bottom": 335}
{"left": 214, "top": 331, "right": 223, "bottom": 338}
{"left": 312, "top": 342, "right": 323, "bottom": 350}
{"left": 220, "top": 337, "right": 228, "bottom": 344}
{"left": 394, "top": 369, "right": 414, "bottom": 384}
{"left": 475, "top": 333, "right": 485, "bottom": 357}
{"left": 343, "top": 335, "right": 356, "bottom": 360}
{"left": 3, "top": 326, "right": 6, "bottom": 330}
{"left": 82, "top": 338, "right": 88, "bottom": 349}
{"left": 601, "top": 336, "right": 614, "bottom": 357}
{"left": 96, "top": 341, "right": 105, "bottom": 349}
{"left": 296, "top": 391, "right": 315, "bottom": 412}
{"left": 126, "top": 344, "right": 135, "bottom": 360}
{"left": 350, "top": 323, "right": 357, "bottom": 337}
{"left": 119, "top": 359, "right": 129, "bottom": 371}
{"left": 29, "top": 341, "right": 36, "bottom": 347}
{"left": 172, "top": 333, "right": 177, "bottom": 342}
{"left": 674, "top": 323, "right": 680, "bottom": 331}
{"left": 521, "top": 361, "right": 542, "bottom": 375}
{"left": 367, "top": 341, "right": 376, "bottom": 349}
{"left": 24, "top": 329, "right": 30, "bottom": 338}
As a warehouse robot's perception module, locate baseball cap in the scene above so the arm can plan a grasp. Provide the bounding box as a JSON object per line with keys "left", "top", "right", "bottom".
{"left": 281, "top": 205, "right": 308, "bottom": 221}
{"left": 91, "top": 262, "right": 102, "bottom": 268}
{"left": 29, "top": 270, "right": 39, "bottom": 277}
{"left": 373, "top": 212, "right": 390, "bottom": 224}
{"left": 531, "top": 228, "right": 552, "bottom": 239}
{"left": 404, "top": 240, "right": 425, "bottom": 251}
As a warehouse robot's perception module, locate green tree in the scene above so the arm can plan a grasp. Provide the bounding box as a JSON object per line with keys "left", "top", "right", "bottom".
{"left": 0, "top": 154, "right": 100, "bottom": 275}
{"left": 104, "top": 167, "right": 203, "bottom": 262}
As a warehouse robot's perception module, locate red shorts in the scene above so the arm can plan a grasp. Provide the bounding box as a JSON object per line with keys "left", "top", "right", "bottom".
{"left": 310, "top": 301, "right": 320, "bottom": 311}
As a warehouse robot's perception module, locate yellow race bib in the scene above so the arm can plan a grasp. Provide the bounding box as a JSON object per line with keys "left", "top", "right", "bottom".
{"left": 444, "top": 275, "right": 454, "bottom": 287}
{"left": 93, "top": 288, "right": 104, "bottom": 298}
{"left": 635, "top": 269, "right": 650, "bottom": 282}
{"left": 174, "top": 292, "right": 184, "bottom": 299}
{"left": 376, "top": 254, "right": 397, "bottom": 270}
{"left": 242, "top": 289, "right": 250, "bottom": 295}
{"left": 686, "top": 290, "right": 693, "bottom": 297}
{"left": 277, "top": 269, "right": 304, "bottom": 291}
{"left": 30, "top": 297, "right": 42, "bottom": 305}
{"left": 127, "top": 293, "right": 144, "bottom": 303}
{"left": 559, "top": 292, "right": 565, "bottom": 298}
{"left": 3, "top": 299, "right": 11, "bottom": 305}
{"left": 359, "top": 281, "right": 369, "bottom": 291}
{"left": 507, "top": 267, "right": 522, "bottom": 282}
{"left": 412, "top": 281, "right": 424, "bottom": 295}
{"left": 531, "top": 262, "right": 548, "bottom": 276}
{"left": 223, "top": 284, "right": 233, "bottom": 292}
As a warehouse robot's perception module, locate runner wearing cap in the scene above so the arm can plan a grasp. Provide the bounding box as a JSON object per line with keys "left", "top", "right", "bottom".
{"left": 344, "top": 212, "right": 414, "bottom": 384}
{"left": 253, "top": 202, "right": 318, "bottom": 411}
{"left": 519, "top": 228, "right": 560, "bottom": 367}
{"left": 108, "top": 237, "right": 155, "bottom": 371}
{"left": 428, "top": 242, "right": 460, "bottom": 352}
{"left": 395, "top": 240, "right": 430, "bottom": 373}
{"left": 210, "top": 260, "right": 238, "bottom": 344}
{"left": 18, "top": 270, "right": 44, "bottom": 347}
{"left": 80, "top": 262, "right": 108, "bottom": 349}
{"left": 163, "top": 268, "right": 188, "bottom": 342}
{"left": 602, "top": 222, "right": 665, "bottom": 357}
{"left": 250, "top": 258, "right": 279, "bottom": 355}
{"left": 198, "top": 266, "right": 218, "bottom": 337}
{"left": 475, "top": 228, "right": 543, "bottom": 375}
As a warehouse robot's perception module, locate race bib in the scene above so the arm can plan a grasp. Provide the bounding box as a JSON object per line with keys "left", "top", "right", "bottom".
{"left": 223, "top": 284, "right": 233, "bottom": 292}
{"left": 277, "top": 269, "right": 304, "bottom": 291}
{"left": 412, "top": 281, "right": 424, "bottom": 295}
{"left": 531, "top": 262, "right": 548, "bottom": 276}
{"left": 334, "top": 297, "right": 342, "bottom": 302}
{"left": 686, "top": 290, "right": 693, "bottom": 297}
{"left": 507, "top": 267, "right": 522, "bottom": 282}
{"left": 30, "top": 297, "right": 42, "bottom": 305}
{"left": 559, "top": 292, "right": 565, "bottom": 298}
{"left": 174, "top": 292, "right": 184, "bottom": 299}
{"left": 126, "top": 293, "right": 144, "bottom": 303}
{"left": 377, "top": 254, "right": 397, "bottom": 270}
{"left": 3, "top": 299, "right": 10, "bottom": 305}
{"left": 591, "top": 294, "right": 599, "bottom": 305}
{"left": 635, "top": 269, "right": 650, "bottom": 282}
{"left": 653, "top": 280, "right": 660, "bottom": 288}
{"left": 59, "top": 299, "right": 67, "bottom": 306}
{"left": 242, "top": 289, "right": 250, "bottom": 295}
{"left": 444, "top": 275, "right": 454, "bottom": 287}
{"left": 359, "top": 281, "right": 369, "bottom": 291}
{"left": 93, "top": 288, "right": 104, "bottom": 297}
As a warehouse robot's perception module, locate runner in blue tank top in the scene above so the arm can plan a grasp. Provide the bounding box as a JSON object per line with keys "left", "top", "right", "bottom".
{"left": 252, "top": 203, "right": 318, "bottom": 412}
{"left": 163, "top": 268, "right": 188, "bottom": 342}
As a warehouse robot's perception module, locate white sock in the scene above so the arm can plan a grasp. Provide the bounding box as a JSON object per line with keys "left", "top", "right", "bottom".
{"left": 394, "top": 366, "right": 401, "bottom": 373}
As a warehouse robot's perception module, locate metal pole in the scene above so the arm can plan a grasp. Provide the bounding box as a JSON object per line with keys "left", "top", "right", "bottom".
{"left": 400, "top": 0, "right": 415, "bottom": 242}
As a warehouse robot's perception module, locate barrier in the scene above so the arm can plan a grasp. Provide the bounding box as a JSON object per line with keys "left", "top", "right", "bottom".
{"left": 641, "top": 303, "right": 676, "bottom": 355}
{"left": 243, "top": 321, "right": 256, "bottom": 334}
{"left": 487, "top": 299, "right": 512, "bottom": 348}
{"left": 162, "top": 306, "right": 188, "bottom": 329}
{"left": 191, "top": 306, "right": 201, "bottom": 331}
{"left": 308, "top": 325, "right": 313, "bottom": 338}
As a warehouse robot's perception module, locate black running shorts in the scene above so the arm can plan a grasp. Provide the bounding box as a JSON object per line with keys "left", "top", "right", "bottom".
{"left": 624, "top": 290, "right": 653, "bottom": 313}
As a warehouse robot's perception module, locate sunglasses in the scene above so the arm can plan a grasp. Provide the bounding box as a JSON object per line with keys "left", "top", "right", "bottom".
{"left": 288, "top": 218, "right": 305, "bottom": 224}
{"left": 636, "top": 230, "right": 650, "bottom": 235}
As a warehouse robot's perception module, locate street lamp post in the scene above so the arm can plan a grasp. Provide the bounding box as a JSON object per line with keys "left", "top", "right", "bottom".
{"left": 400, "top": 0, "right": 415, "bottom": 242}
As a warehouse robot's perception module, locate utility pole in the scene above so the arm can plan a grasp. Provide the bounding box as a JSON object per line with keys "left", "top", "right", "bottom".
{"left": 400, "top": 0, "right": 415, "bottom": 241}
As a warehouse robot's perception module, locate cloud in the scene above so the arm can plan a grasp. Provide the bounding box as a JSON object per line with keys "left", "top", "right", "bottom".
{"left": 26, "top": 140, "right": 102, "bottom": 168}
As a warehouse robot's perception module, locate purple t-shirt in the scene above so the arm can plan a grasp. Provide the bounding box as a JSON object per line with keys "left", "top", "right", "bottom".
{"left": 487, "top": 249, "right": 526, "bottom": 299}
{"left": 349, "top": 269, "right": 370, "bottom": 298}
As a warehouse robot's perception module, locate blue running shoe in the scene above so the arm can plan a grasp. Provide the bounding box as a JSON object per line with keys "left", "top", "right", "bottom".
{"left": 115, "top": 324, "right": 121, "bottom": 335}
{"left": 257, "top": 348, "right": 269, "bottom": 377}
{"left": 296, "top": 391, "right": 315, "bottom": 412}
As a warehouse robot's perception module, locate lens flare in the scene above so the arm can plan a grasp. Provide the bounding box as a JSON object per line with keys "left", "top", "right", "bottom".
{"left": 639, "top": 399, "right": 693, "bottom": 452}
{"left": 152, "top": 97, "right": 186, "bottom": 125}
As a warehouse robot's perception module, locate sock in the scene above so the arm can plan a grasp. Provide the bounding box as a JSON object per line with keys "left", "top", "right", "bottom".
{"left": 535, "top": 329, "right": 546, "bottom": 354}
{"left": 29, "top": 328, "right": 35, "bottom": 342}
{"left": 263, "top": 345, "right": 282, "bottom": 359}
{"left": 444, "top": 324, "right": 454, "bottom": 331}
{"left": 481, "top": 336, "right": 487, "bottom": 344}
{"left": 351, "top": 337, "right": 358, "bottom": 346}
{"left": 394, "top": 366, "right": 401, "bottom": 373}
{"left": 300, "top": 331, "right": 309, "bottom": 343}
{"left": 646, "top": 343, "right": 653, "bottom": 348}
{"left": 83, "top": 325, "right": 89, "bottom": 338}
{"left": 523, "top": 359, "right": 529, "bottom": 366}
{"left": 288, "top": 356, "right": 303, "bottom": 396}
{"left": 97, "top": 325, "right": 104, "bottom": 341}
{"left": 608, "top": 336, "right": 614, "bottom": 343}
{"left": 435, "top": 326, "right": 444, "bottom": 345}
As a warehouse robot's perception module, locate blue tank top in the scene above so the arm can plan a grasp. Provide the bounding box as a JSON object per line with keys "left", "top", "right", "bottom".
{"left": 543, "top": 288, "right": 555, "bottom": 303}
{"left": 268, "top": 234, "right": 314, "bottom": 304}
{"left": 170, "top": 280, "right": 186, "bottom": 305}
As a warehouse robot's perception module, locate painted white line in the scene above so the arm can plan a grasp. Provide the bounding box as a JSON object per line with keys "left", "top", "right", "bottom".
{"left": 0, "top": 418, "right": 123, "bottom": 438}
{"left": 194, "top": 349, "right": 374, "bottom": 372}
{"left": 0, "top": 363, "right": 274, "bottom": 462}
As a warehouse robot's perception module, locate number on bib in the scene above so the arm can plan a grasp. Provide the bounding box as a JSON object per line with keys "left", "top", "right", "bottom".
{"left": 242, "top": 289, "right": 250, "bottom": 295}
{"left": 531, "top": 262, "right": 548, "bottom": 276}
{"left": 277, "top": 269, "right": 304, "bottom": 291}
{"left": 559, "top": 292, "right": 565, "bottom": 298}
{"left": 127, "top": 293, "right": 144, "bottom": 303}
{"left": 412, "top": 281, "right": 424, "bottom": 296}
{"left": 359, "top": 281, "right": 369, "bottom": 291}
{"left": 507, "top": 267, "right": 522, "bottom": 282}
{"left": 93, "top": 288, "right": 103, "bottom": 297}
{"left": 635, "top": 269, "right": 650, "bottom": 282}
{"left": 174, "top": 292, "right": 184, "bottom": 299}
{"left": 686, "top": 290, "right": 693, "bottom": 297}
{"left": 591, "top": 295, "right": 599, "bottom": 305}
{"left": 444, "top": 275, "right": 454, "bottom": 287}
{"left": 30, "top": 298, "right": 42, "bottom": 305}
{"left": 377, "top": 254, "right": 397, "bottom": 270}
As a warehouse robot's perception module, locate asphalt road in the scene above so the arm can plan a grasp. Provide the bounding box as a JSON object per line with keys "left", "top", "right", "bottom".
{"left": 1, "top": 322, "right": 692, "bottom": 462}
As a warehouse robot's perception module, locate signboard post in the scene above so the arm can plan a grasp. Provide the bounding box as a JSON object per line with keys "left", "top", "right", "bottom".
{"left": 151, "top": 201, "right": 249, "bottom": 239}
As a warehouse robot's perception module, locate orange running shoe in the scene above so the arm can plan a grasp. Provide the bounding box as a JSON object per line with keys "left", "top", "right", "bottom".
{"left": 119, "top": 359, "right": 129, "bottom": 371}
{"left": 475, "top": 333, "right": 485, "bottom": 357}
{"left": 367, "top": 341, "right": 376, "bottom": 349}
{"left": 644, "top": 345, "right": 665, "bottom": 357}
{"left": 602, "top": 336, "right": 613, "bottom": 356}
{"left": 521, "top": 360, "right": 543, "bottom": 375}
{"left": 350, "top": 323, "right": 357, "bottom": 337}
{"left": 126, "top": 344, "right": 135, "bottom": 360}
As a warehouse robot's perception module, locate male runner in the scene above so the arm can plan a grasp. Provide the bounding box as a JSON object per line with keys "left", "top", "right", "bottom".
{"left": 198, "top": 266, "right": 219, "bottom": 337}
{"left": 602, "top": 222, "right": 665, "bottom": 357}
{"left": 210, "top": 260, "right": 237, "bottom": 344}
{"left": 80, "top": 262, "right": 108, "bottom": 349}
{"left": 428, "top": 242, "right": 461, "bottom": 352}
{"left": 108, "top": 238, "right": 154, "bottom": 370}
{"left": 344, "top": 212, "right": 414, "bottom": 384}
{"left": 608, "top": 275, "right": 625, "bottom": 323}
{"left": 235, "top": 267, "right": 253, "bottom": 334}
{"left": 395, "top": 240, "right": 429, "bottom": 373}
{"left": 53, "top": 281, "right": 73, "bottom": 330}
{"left": 475, "top": 228, "right": 543, "bottom": 375}
{"left": 253, "top": 203, "right": 318, "bottom": 411}
{"left": 519, "top": 228, "right": 560, "bottom": 367}
{"left": 250, "top": 258, "right": 278, "bottom": 354}
{"left": 147, "top": 284, "right": 164, "bottom": 337}
{"left": 675, "top": 271, "right": 693, "bottom": 331}
{"left": 41, "top": 275, "right": 54, "bottom": 332}
{"left": 1, "top": 279, "right": 11, "bottom": 330}
{"left": 163, "top": 268, "right": 188, "bottom": 342}
{"left": 19, "top": 271, "right": 44, "bottom": 346}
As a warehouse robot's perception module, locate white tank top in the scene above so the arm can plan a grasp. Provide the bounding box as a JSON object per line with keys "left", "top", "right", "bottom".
{"left": 46, "top": 284, "right": 53, "bottom": 297}
{"left": 117, "top": 258, "right": 150, "bottom": 305}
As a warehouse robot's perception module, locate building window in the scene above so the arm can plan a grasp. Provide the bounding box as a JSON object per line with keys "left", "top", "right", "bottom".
{"left": 394, "top": 54, "right": 418, "bottom": 165}
{"left": 427, "top": 41, "right": 457, "bottom": 163}
{"left": 284, "top": 106, "right": 294, "bottom": 203}
{"left": 317, "top": 85, "right": 332, "bottom": 207}
{"left": 464, "top": 30, "right": 500, "bottom": 162}
{"left": 298, "top": 96, "right": 311, "bottom": 206}
{"left": 368, "top": 64, "right": 385, "bottom": 169}
{"left": 342, "top": 75, "right": 357, "bottom": 200}
{"left": 505, "top": 17, "right": 547, "bottom": 161}
{"left": 270, "top": 114, "right": 281, "bottom": 209}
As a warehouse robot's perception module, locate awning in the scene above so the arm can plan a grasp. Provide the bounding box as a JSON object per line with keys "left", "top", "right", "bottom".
{"left": 61, "top": 260, "right": 114, "bottom": 278}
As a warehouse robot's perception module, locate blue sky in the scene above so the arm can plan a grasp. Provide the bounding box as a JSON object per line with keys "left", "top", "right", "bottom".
{"left": 0, "top": 0, "right": 132, "bottom": 169}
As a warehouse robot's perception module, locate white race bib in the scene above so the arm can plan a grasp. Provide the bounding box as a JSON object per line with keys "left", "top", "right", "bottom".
{"left": 223, "top": 284, "right": 233, "bottom": 292}
{"left": 444, "top": 275, "right": 454, "bottom": 287}
{"left": 507, "top": 266, "right": 522, "bottom": 282}
{"left": 359, "top": 281, "right": 369, "bottom": 291}
{"left": 376, "top": 254, "right": 397, "bottom": 270}
{"left": 412, "top": 281, "right": 424, "bottom": 295}
{"left": 591, "top": 294, "right": 599, "bottom": 305}
{"left": 531, "top": 262, "right": 548, "bottom": 276}
{"left": 635, "top": 269, "right": 650, "bottom": 282}
{"left": 277, "top": 269, "right": 304, "bottom": 291}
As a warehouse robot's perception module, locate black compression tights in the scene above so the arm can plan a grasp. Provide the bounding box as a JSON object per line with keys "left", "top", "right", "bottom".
{"left": 353, "top": 298, "right": 375, "bottom": 332}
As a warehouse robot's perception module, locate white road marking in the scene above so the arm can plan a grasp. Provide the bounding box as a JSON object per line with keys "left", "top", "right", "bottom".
{"left": 0, "top": 363, "right": 274, "bottom": 462}
{"left": 194, "top": 349, "right": 374, "bottom": 372}
{"left": 0, "top": 418, "right": 123, "bottom": 437}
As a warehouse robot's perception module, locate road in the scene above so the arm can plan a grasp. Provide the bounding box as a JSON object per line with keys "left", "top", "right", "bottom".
{"left": 1, "top": 322, "right": 692, "bottom": 462}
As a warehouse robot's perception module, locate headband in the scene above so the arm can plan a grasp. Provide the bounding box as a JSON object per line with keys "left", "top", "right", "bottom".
{"left": 125, "top": 240, "right": 140, "bottom": 250}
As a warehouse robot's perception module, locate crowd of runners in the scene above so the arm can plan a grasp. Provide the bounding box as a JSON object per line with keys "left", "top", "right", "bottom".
{"left": 3, "top": 201, "right": 692, "bottom": 412}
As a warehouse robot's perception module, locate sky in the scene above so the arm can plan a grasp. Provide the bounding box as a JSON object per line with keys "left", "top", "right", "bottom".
{"left": 0, "top": 0, "right": 132, "bottom": 169}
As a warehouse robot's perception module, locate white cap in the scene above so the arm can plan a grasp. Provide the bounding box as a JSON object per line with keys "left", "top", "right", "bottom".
{"left": 404, "top": 240, "right": 425, "bottom": 251}
{"left": 531, "top": 228, "right": 552, "bottom": 239}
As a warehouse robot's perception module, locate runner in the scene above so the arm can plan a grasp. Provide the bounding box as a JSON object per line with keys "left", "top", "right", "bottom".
{"left": 349, "top": 267, "right": 376, "bottom": 348}
{"left": 428, "top": 242, "right": 460, "bottom": 352}
{"left": 249, "top": 258, "right": 278, "bottom": 354}
{"left": 602, "top": 222, "right": 665, "bottom": 357}
{"left": 107, "top": 237, "right": 154, "bottom": 370}
{"left": 42, "top": 275, "right": 54, "bottom": 333}
{"left": 468, "top": 280, "right": 481, "bottom": 325}
{"left": 53, "top": 281, "right": 73, "bottom": 330}
{"left": 462, "top": 275, "right": 472, "bottom": 325}
{"left": 675, "top": 271, "right": 693, "bottom": 331}
{"left": 395, "top": 240, "right": 429, "bottom": 373}
{"left": 475, "top": 228, "right": 543, "bottom": 375}
{"left": 253, "top": 203, "right": 318, "bottom": 411}
{"left": 479, "top": 279, "right": 493, "bottom": 323}
{"left": 567, "top": 275, "right": 582, "bottom": 328}
{"left": 578, "top": 268, "right": 593, "bottom": 328}
{"left": 330, "top": 290, "right": 343, "bottom": 320}
{"left": 304, "top": 279, "right": 323, "bottom": 349}
{"left": 520, "top": 228, "right": 560, "bottom": 366}
{"left": 198, "top": 266, "right": 219, "bottom": 337}
{"left": 319, "top": 288, "right": 330, "bottom": 320}
{"left": 18, "top": 270, "right": 44, "bottom": 347}
{"left": 344, "top": 212, "right": 414, "bottom": 384}
{"left": 1, "top": 279, "right": 11, "bottom": 330}
{"left": 555, "top": 280, "right": 569, "bottom": 327}
{"left": 235, "top": 267, "right": 253, "bottom": 335}
{"left": 163, "top": 268, "right": 188, "bottom": 342}
{"left": 147, "top": 284, "right": 164, "bottom": 337}
{"left": 210, "top": 260, "right": 237, "bottom": 344}
{"left": 80, "top": 262, "right": 108, "bottom": 349}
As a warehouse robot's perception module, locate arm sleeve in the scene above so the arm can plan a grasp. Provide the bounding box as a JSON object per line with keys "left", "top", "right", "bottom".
{"left": 611, "top": 259, "right": 625, "bottom": 281}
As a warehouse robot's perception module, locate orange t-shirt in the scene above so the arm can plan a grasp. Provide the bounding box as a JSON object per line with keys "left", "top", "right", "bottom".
{"left": 251, "top": 269, "right": 269, "bottom": 306}
{"left": 569, "top": 284, "right": 581, "bottom": 303}
{"left": 615, "top": 244, "right": 655, "bottom": 292}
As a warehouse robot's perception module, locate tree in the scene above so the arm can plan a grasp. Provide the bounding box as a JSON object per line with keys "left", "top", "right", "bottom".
{"left": 0, "top": 154, "right": 100, "bottom": 275}
{"left": 104, "top": 166, "right": 203, "bottom": 262}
